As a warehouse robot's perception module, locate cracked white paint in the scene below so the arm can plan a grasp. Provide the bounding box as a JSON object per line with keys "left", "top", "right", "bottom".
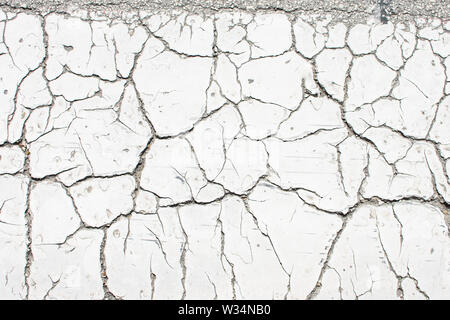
{"left": 0, "top": 8, "right": 449, "bottom": 300}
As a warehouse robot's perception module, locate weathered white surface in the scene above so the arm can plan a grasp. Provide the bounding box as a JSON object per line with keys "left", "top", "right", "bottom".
{"left": 0, "top": 175, "right": 29, "bottom": 299}
{"left": 69, "top": 176, "right": 135, "bottom": 227}
{"left": 0, "top": 8, "right": 448, "bottom": 300}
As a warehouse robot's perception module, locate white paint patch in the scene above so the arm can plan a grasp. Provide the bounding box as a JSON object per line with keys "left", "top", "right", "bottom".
{"left": 0, "top": 9, "right": 448, "bottom": 300}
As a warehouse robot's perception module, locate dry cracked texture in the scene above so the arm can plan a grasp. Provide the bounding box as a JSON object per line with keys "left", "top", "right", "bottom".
{"left": 0, "top": 7, "right": 449, "bottom": 300}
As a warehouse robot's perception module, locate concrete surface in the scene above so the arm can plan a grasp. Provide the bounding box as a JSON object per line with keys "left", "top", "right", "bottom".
{"left": 0, "top": 0, "right": 448, "bottom": 17}
{"left": 0, "top": 1, "right": 449, "bottom": 301}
